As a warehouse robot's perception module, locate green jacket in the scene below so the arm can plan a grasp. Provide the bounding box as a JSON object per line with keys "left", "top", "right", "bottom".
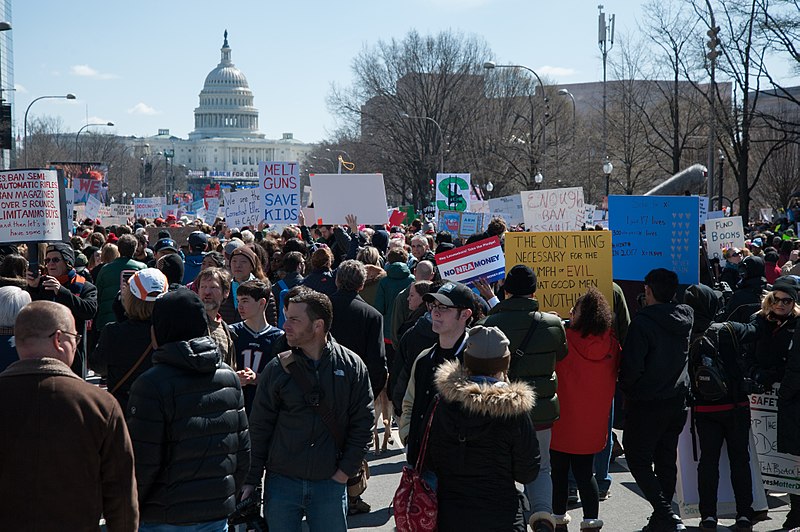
{"left": 94, "top": 257, "right": 147, "bottom": 331}
{"left": 480, "top": 297, "right": 567, "bottom": 425}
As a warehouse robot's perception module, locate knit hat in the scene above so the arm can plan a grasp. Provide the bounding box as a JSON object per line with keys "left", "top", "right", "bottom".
{"left": 463, "top": 325, "right": 511, "bottom": 376}
{"left": 231, "top": 245, "right": 258, "bottom": 271}
{"left": 128, "top": 268, "right": 168, "bottom": 301}
{"left": 106, "top": 233, "right": 119, "bottom": 244}
{"left": 45, "top": 242, "right": 75, "bottom": 268}
{"left": 423, "top": 281, "right": 475, "bottom": 309}
{"left": 152, "top": 289, "right": 209, "bottom": 345}
{"left": 773, "top": 276, "right": 799, "bottom": 301}
{"left": 504, "top": 264, "right": 537, "bottom": 295}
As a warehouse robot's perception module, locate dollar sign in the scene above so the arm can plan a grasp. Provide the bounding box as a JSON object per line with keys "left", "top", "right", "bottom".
{"left": 436, "top": 176, "right": 468, "bottom": 212}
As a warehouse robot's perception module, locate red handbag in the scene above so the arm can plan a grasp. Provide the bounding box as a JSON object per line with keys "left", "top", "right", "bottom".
{"left": 393, "top": 397, "right": 440, "bottom": 532}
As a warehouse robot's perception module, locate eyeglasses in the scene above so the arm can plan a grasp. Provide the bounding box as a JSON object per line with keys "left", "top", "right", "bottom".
{"left": 774, "top": 297, "right": 795, "bottom": 306}
{"left": 43, "top": 257, "right": 62, "bottom": 264}
{"left": 48, "top": 330, "right": 82, "bottom": 343}
{"left": 428, "top": 302, "right": 458, "bottom": 313}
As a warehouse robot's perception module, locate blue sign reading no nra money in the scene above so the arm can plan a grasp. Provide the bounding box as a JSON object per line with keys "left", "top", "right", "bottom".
{"left": 608, "top": 195, "right": 700, "bottom": 284}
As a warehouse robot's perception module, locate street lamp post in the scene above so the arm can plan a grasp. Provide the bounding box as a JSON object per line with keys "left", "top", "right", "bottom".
{"left": 603, "top": 157, "right": 613, "bottom": 198}
{"left": 400, "top": 112, "right": 445, "bottom": 175}
{"left": 718, "top": 150, "right": 725, "bottom": 211}
{"left": 599, "top": 5, "right": 616, "bottom": 188}
{"left": 557, "top": 88, "right": 577, "bottom": 144}
{"left": 23, "top": 93, "right": 77, "bottom": 167}
{"left": 75, "top": 121, "right": 114, "bottom": 160}
{"left": 534, "top": 171, "right": 544, "bottom": 190}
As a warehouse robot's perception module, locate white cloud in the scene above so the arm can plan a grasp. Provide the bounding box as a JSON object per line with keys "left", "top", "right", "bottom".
{"left": 127, "top": 102, "right": 160, "bottom": 116}
{"left": 13, "top": 83, "right": 26, "bottom": 94}
{"left": 71, "top": 64, "right": 118, "bottom": 80}
{"left": 537, "top": 65, "right": 577, "bottom": 77}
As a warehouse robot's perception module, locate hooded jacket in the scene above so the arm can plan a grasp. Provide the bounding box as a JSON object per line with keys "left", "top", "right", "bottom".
{"left": 360, "top": 263, "right": 386, "bottom": 307}
{"left": 375, "top": 261, "right": 414, "bottom": 339}
{"left": 182, "top": 252, "right": 205, "bottom": 284}
{"left": 619, "top": 302, "right": 694, "bottom": 402}
{"left": 95, "top": 256, "right": 147, "bottom": 330}
{"left": 392, "top": 311, "right": 438, "bottom": 415}
{"left": 551, "top": 329, "right": 620, "bottom": 454}
{"left": 723, "top": 256, "right": 766, "bottom": 323}
{"left": 427, "top": 360, "right": 539, "bottom": 532}
{"left": 126, "top": 336, "right": 250, "bottom": 525}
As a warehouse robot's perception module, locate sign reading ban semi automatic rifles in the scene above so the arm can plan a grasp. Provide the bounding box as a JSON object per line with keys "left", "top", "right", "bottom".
{"left": 505, "top": 231, "right": 613, "bottom": 318}
{"left": 0, "top": 169, "right": 64, "bottom": 242}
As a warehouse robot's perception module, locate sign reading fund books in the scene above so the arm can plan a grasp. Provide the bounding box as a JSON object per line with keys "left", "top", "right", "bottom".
{"left": 0, "top": 169, "right": 65, "bottom": 242}
{"left": 706, "top": 216, "right": 745, "bottom": 263}
{"left": 435, "top": 236, "right": 505, "bottom": 286}
{"left": 608, "top": 195, "right": 700, "bottom": 285}
{"left": 520, "top": 187, "right": 585, "bottom": 231}
{"left": 504, "top": 231, "right": 613, "bottom": 318}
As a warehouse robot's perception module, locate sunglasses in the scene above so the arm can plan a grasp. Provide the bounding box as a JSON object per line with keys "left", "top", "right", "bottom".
{"left": 774, "top": 297, "right": 795, "bottom": 305}
{"left": 44, "top": 257, "right": 62, "bottom": 264}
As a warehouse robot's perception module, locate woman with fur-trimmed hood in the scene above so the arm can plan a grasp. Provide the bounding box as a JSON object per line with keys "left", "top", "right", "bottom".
{"left": 425, "top": 325, "right": 539, "bottom": 532}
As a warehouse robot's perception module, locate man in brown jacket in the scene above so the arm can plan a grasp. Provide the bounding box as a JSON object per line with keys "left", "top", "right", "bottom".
{"left": 0, "top": 300, "right": 138, "bottom": 531}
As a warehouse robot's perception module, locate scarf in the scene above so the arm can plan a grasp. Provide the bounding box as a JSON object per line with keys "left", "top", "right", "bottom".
{"left": 56, "top": 269, "right": 86, "bottom": 296}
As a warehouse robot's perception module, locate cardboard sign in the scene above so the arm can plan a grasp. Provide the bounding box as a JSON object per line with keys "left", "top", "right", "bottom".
{"left": 750, "top": 385, "right": 800, "bottom": 494}
{"left": 435, "top": 173, "right": 471, "bottom": 217}
{"left": 504, "top": 231, "right": 613, "bottom": 318}
{"left": 85, "top": 194, "right": 102, "bottom": 222}
{"left": 520, "top": 187, "right": 585, "bottom": 231}
{"left": 223, "top": 187, "right": 262, "bottom": 229}
{"left": 135, "top": 197, "right": 166, "bottom": 220}
{"left": 309, "top": 174, "right": 388, "bottom": 225}
{"left": 0, "top": 169, "right": 65, "bottom": 242}
{"left": 608, "top": 195, "right": 700, "bottom": 285}
{"left": 260, "top": 161, "right": 299, "bottom": 225}
{"left": 706, "top": 216, "right": 745, "bottom": 262}
{"left": 399, "top": 205, "right": 418, "bottom": 223}
{"left": 435, "top": 236, "right": 505, "bottom": 285}
{"left": 488, "top": 194, "right": 525, "bottom": 226}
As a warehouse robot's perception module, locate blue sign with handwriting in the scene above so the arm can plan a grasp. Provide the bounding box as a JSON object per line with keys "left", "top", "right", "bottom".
{"left": 608, "top": 195, "right": 699, "bottom": 284}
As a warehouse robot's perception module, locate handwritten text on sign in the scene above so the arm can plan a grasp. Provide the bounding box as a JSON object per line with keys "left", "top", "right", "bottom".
{"left": 521, "top": 187, "right": 585, "bottom": 231}
{"left": 435, "top": 236, "right": 505, "bottom": 286}
{"left": 750, "top": 385, "right": 800, "bottom": 494}
{"left": 135, "top": 197, "right": 165, "bottom": 219}
{"left": 224, "top": 187, "right": 262, "bottom": 229}
{"left": 505, "top": 231, "right": 613, "bottom": 318}
{"left": 0, "top": 169, "right": 63, "bottom": 242}
{"left": 259, "top": 161, "right": 299, "bottom": 225}
{"left": 706, "top": 216, "right": 745, "bottom": 263}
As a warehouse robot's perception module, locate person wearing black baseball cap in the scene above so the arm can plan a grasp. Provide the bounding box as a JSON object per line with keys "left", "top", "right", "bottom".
{"left": 183, "top": 231, "right": 209, "bottom": 284}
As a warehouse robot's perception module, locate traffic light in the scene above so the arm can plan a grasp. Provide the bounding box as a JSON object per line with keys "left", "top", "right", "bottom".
{"left": 706, "top": 26, "right": 721, "bottom": 61}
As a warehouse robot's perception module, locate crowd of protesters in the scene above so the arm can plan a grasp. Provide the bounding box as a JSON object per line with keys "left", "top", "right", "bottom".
{"left": 3, "top": 209, "right": 800, "bottom": 532}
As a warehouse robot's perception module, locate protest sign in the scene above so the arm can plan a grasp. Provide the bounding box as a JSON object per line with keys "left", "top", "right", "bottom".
{"left": 706, "top": 216, "right": 745, "bottom": 262}
{"left": 470, "top": 200, "right": 490, "bottom": 214}
{"left": 435, "top": 236, "right": 505, "bottom": 286}
{"left": 399, "top": 205, "right": 418, "bottom": 223}
{"left": 488, "top": 194, "right": 524, "bottom": 226}
{"left": 0, "top": 169, "right": 65, "bottom": 242}
{"left": 435, "top": 173, "right": 471, "bottom": 218}
{"left": 65, "top": 187, "right": 75, "bottom": 222}
{"left": 505, "top": 231, "right": 613, "bottom": 318}
{"left": 707, "top": 210, "right": 725, "bottom": 220}
{"left": 437, "top": 211, "right": 485, "bottom": 238}
{"left": 698, "top": 196, "right": 709, "bottom": 224}
{"left": 585, "top": 204, "right": 596, "bottom": 226}
{"left": 163, "top": 205, "right": 180, "bottom": 220}
{"left": 85, "top": 194, "right": 102, "bottom": 222}
{"left": 73, "top": 177, "right": 106, "bottom": 204}
{"left": 135, "top": 197, "right": 165, "bottom": 219}
{"left": 310, "top": 174, "right": 388, "bottom": 225}
{"left": 760, "top": 208, "right": 773, "bottom": 222}
{"left": 520, "top": 187, "right": 585, "bottom": 231}
{"left": 259, "top": 161, "right": 299, "bottom": 225}
{"left": 223, "top": 187, "right": 262, "bottom": 228}
{"left": 608, "top": 195, "right": 700, "bottom": 285}
{"left": 750, "top": 385, "right": 800, "bottom": 494}
{"left": 438, "top": 211, "right": 461, "bottom": 237}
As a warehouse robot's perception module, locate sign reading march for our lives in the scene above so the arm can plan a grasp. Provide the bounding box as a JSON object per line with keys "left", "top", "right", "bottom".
{"left": 135, "top": 197, "right": 165, "bottom": 220}
{"left": 259, "top": 161, "right": 299, "bottom": 225}
{"left": 223, "top": 187, "right": 262, "bottom": 229}
{"left": 505, "top": 231, "right": 613, "bottom": 318}
{"left": 435, "top": 236, "right": 505, "bottom": 286}
{"left": 608, "top": 195, "right": 700, "bottom": 285}
{"left": 0, "top": 169, "right": 65, "bottom": 242}
{"left": 520, "top": 187, "right": 585, "bottom": 232}
{"left": 706, "top": 216, "right": 745, "bottom": 263}
{"left": 435, "top": 173, "right": 471, "bottom": 218}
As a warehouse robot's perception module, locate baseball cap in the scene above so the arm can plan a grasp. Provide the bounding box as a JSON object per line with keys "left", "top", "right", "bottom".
{"left": 423, "top": 281, "right": 475, "bottom": 309}
{"left": 154, "top": 238, "right": 178, "bottom": 253}
{"left": 128, "top": 268, "right": 168, "bottom": 302}
{"left": 188, "top": 231, "right": 209, "bottom": 251}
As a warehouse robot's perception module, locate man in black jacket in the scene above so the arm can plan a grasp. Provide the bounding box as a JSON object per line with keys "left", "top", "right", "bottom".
{"left": 126, "top": 289, "right": 250, "bottom": 529}
{"left": 620, "top": 268, "right": 694, "bottom": 532}
{"left": 243, "top": 289, "right": 373, "bottom": 532}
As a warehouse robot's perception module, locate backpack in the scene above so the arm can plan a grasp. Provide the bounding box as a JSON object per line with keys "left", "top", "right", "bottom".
{"left": 277, "top": 279, "right": 289, "bottom": 328}
{"left": 689, "top": 322, "right": 738, "bottom": 402}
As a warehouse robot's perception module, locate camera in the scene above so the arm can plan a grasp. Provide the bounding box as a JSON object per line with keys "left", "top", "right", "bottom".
{"left": 228, "top": 487, "right": 268, "bottom": 531}
{"left": 742, "top": 377, "right": 765, "bottom": 395}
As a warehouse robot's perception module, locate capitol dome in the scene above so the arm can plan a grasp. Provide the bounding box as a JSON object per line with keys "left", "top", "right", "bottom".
{"left": 189, "top": 31, "right": 265, "bottom": 140}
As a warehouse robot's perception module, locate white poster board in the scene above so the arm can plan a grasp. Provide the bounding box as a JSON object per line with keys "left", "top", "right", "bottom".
{"left": 706, "top": 216, "right": 745, "bottom": 263}
{"left": 223, "top": 187, "right": 262, "bottom": 229}
{"left": 698, "top": 196, "right": 709, "bottom": 224}
{"left": 585, "top": 204, "right": 596, "bottom": 226}
{"left": 135, "top": 197, "right": 165, "bottom": 220}
{"left": 435, "top": 173, "right": 471, "bottom": 218}
{"left": 0, "top": 169, "right": 64, "bottom": 242}
{"left": 85, "top": 194, "right": 102, "bottom": 222}
{"left": 310, "top": 174, "right": 388, "bottom": 225}
{"left": 521, "top": 187, "right": 585, "bottom": 231}
{"left": 259, "top": 161, "right": 299, "bottom": 225}
{"left": 751, "top": 385, "right": 800, "bottom": 494}
{"left": 488, "top": 194, "right": 524, "bottom": 226}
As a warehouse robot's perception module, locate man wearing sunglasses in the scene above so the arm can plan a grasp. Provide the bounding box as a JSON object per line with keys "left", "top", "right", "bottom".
{"left": 26, "top": 242, "right": 98, "bottom": 377}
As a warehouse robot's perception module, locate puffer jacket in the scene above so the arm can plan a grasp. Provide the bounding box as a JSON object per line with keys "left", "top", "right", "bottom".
{"left": 245, "top": 339, "right": 374, "bottom": 484}
{"left": 426, "top": 360, "right": 539, "bottom": 532}
{"left": 375, "top": 262, "right": 414, "bottom": 339}
{"left": 126, "top": 336, "right": 250, "bottom": 525}
{"left": 480, "top": 296, "right": 567, "bottom": 425}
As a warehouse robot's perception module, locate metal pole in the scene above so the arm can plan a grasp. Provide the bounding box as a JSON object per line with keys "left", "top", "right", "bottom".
{"left": 23, "top": 94, "right": 76, "bottom": 167}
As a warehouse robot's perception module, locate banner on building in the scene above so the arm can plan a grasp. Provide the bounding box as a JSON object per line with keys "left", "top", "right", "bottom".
{"left": 435, "top": 236, "right": 505, "bottom": 286}
{"left": 520, "top": 187, "right": 585, "bottom": 232}
{"left": 259, "top": 161, "right": 299, "bottom": 225}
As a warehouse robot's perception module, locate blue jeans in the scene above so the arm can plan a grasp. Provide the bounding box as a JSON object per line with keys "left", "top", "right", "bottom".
{"left": 264, "top": 472, "right": 348, "bottom": 532}
{"left": 139, "top": 519, "right": 227, "bottom": 532}
{"left": 525, "top": 428, "right": 552, "bottom": 514}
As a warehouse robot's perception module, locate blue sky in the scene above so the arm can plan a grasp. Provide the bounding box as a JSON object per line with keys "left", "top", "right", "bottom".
{"left": 11, "top": 0, "right": 799, "bottom": 144}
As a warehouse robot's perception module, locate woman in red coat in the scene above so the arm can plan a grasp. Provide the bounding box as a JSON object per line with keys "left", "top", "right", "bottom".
{"left": 550, "top": 288, "right": 621, "bottom": 531}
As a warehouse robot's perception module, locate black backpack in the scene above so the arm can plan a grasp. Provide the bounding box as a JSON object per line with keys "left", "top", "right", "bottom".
{"left": 689, "top": 322, "right": 738, "bottom": 402}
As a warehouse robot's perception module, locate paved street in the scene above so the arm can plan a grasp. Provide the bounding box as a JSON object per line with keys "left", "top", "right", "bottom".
{"left": 347, "top": 428, "right": 796, "bottom": 531}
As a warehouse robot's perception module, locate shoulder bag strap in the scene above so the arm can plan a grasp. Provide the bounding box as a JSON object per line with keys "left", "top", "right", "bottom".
{"left": 415, "top": 395, "right": 441, "bottom": 471}
{"left": 110, "top": 343, "right": 153, "bottom": 395}
{"left": 280, "top": 350, "right": 346, "bottom": 451}
{"left": 515, "top": 311, "right": 542, "bottom": 358}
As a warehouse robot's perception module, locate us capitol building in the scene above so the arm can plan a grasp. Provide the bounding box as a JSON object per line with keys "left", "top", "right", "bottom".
{"left": 128, "top": 31, "right": 313, "bottom": 185}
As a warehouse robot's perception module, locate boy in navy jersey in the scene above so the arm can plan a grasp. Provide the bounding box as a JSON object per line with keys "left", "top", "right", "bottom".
{"left": 230, "top": 280, "right": 284, "bottom": 414}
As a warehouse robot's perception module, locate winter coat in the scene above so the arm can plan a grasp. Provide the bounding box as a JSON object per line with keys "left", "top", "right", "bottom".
{"left": 94, "top": 256, "right": 147, "bottom": 331}
{"left": 723, "top": 257, "right": 766, "bottom": 323}
{"left": 375, "top": 262, "right": 414, "bottom": 340}
{"left": 126, "top": 336, "right": 250, "bottom": 525}
{"left": 0, "top": 358, "right": 138, "bottom": 531}
{"left": 246, "top": 339, "right": 374, "bottom": 483}
{"left": 301, "top": 268, "right": 337, "bottom": 296}
{"left": 93, "top": 318, "right": 153, "bottom": 412}
{"left": 392, "top": 312, "right": 438, "bottom": 415}
{"left": 329, "top": 289, "right": 388, "bottom": 396}
{"left": 480, "top": 296, "right": 568, "bottom": 425}
{"left": 0, "top": 329, "right": 17, "bottom": 373}
{"left": 361, "top": 264, "right": 386, "bottom": 308}
{"left": 182, "top": 252, "right": 205, "bottom": 284}
{"left": 551, "top": 329, "right": 620, "bottom": 455}
{"left": 427, "top": 360, "right": 539, "bottom": 532}
{"left": 619, "top": 302, "right": 694, "bottom": 402}
{"left": 271, "top": 271, "right": 304, "bottom": 306}
{"left": 778, "top": 321, "right": 800, "bottom": 455}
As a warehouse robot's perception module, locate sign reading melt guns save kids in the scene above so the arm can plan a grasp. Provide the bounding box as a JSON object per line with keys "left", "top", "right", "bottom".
{"left": 259, "top": 161, "right": 299, "bottom": 225}
{"left": 0, "top": 169, "right": 65, "bottom": 242}
{"left": 520, "top": 187, "right": 585, "bottom": 232}
{"left": 504, "top": 231, "right": 613, "bottom": 318}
